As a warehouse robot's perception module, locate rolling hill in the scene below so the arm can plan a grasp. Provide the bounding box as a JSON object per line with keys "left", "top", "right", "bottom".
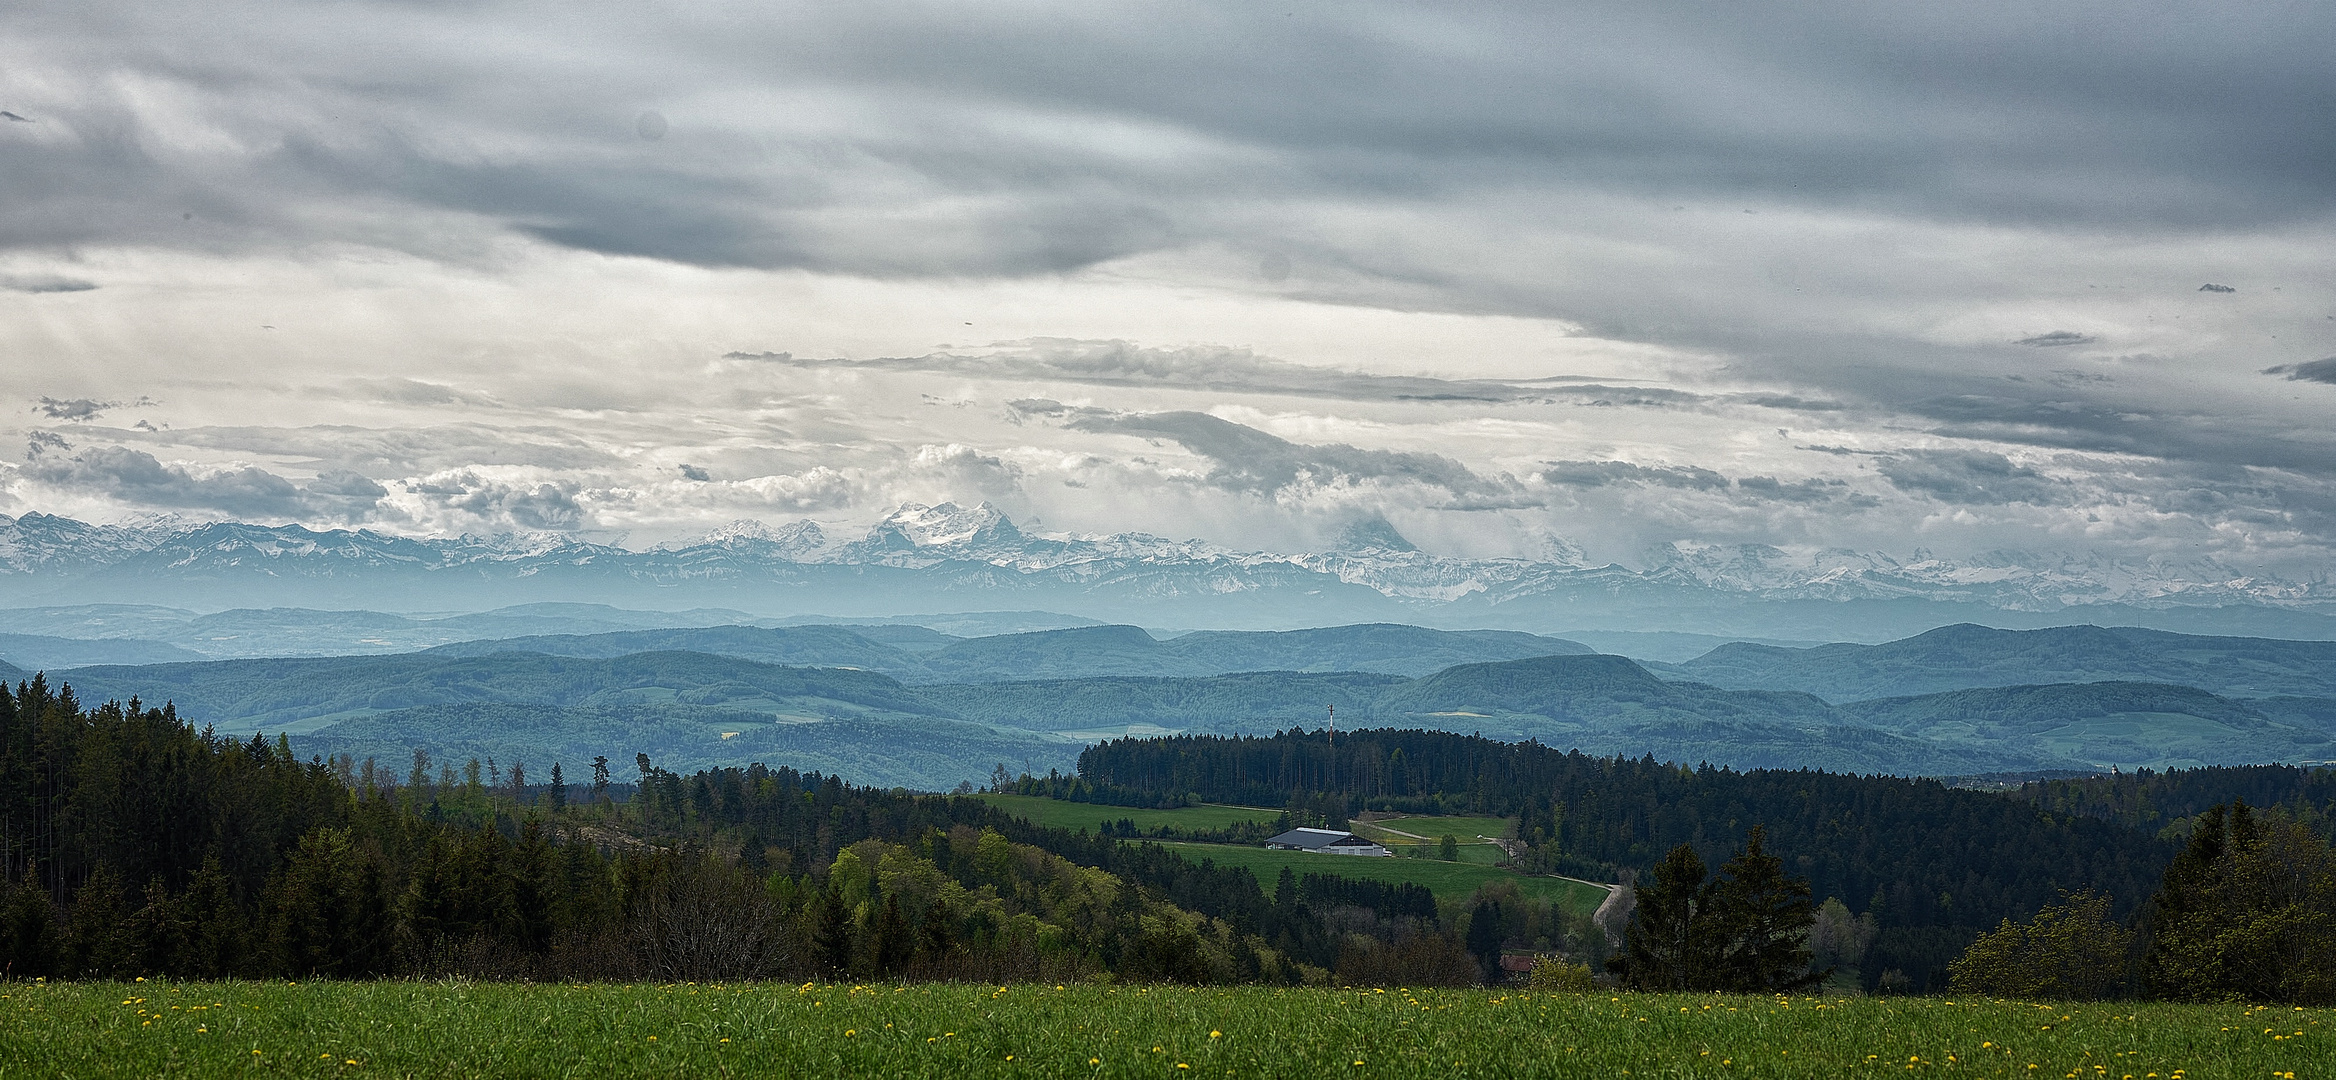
{"left": 43, "top": 643, "right": 2328, "bottom": 785}
{"left": 1663, "top": 622, "right": 2336, "bottom": 702}
{"left": 0, "top": 632, "right": 206, "bottom": 669}
{"left": 422, "top": 621, "right": 1592, "bottom": 683}
{"left": 1843, "top": 681, "right": 2336, "bottom": 771}
{"left": 294, "top": 702, "right": 1081, "bottom": 791}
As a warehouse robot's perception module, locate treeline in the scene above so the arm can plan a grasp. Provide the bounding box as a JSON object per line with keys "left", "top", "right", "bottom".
{"left": 1077, "top": 729, "right": 2172, "bottom": 991}
{"left": 0, "top": 680, "right": 1527, "bottom": 986}
{"left": 2011, "top": 765, "right": 2336, "bottom": 837}
{"left": 1950, "top": 801, "right": 2336, "bottom": 1004}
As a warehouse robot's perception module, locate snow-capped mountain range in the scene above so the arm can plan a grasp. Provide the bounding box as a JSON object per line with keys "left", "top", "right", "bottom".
{"left": 0, "top": 503, "right": 2327, "bottom": 641}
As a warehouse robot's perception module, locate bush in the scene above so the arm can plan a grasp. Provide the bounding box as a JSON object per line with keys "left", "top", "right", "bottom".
{"left": 1528, "top": 957, "right": 1596, "bottom": 992}
{"left": 1947, "top": 889, "right": 2131, "bottom": 1000}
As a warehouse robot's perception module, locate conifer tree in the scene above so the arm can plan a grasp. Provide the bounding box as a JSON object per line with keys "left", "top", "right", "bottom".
{"left": 0, "top": 865, "right": 57, "bottom": 978}
{"left": 1465, "top": 898, "right": 1504, "bottom": 981}
{"left": 813, "top": 884, "right": 853, "bottom": 976}
{"left": 1710, "top": 824, "right": 1825, "bottom": 992}
{"left": 873, "top": 892, "right": 912, "bottom": 976}
{"left": 1610, "top": 842, "right": 1713, "bottom": 990}
{"left": 917, "top": 899, "right": 955, "bottom": 965}
{"left": 64, "top": 863, "right": 133, "bottom": 978}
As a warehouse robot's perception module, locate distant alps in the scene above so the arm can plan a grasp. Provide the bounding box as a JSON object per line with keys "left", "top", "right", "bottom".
{"left": 2, "top": 502, "right": 2329, "bottom": 641}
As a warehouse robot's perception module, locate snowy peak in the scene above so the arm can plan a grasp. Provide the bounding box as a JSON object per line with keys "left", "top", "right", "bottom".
{"left": 0, "top": 512, "right": 188, "bottom": 574}
{"left": 840, "top": 502, "right": 1037, "bottom": 567}
{"left": 869, "top": 502, "right": 1023, "bottom": 548}
{"left": 123, "top": 522, "right": 450, "bottom": 574}
{"left": 0, "top": 509, "right": 2325, "bottom": 620}
{"left": 682, "top": 519, "right": 832, "bottom": 561}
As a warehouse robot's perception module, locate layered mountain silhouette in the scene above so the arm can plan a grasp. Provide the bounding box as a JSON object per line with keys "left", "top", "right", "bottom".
{"left": 7, "top": 505, "right": 2335, "bottom": 641}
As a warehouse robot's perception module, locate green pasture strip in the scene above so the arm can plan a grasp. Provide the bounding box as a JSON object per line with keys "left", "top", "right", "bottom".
{"left": 1350, "top": 834, "right": 1508, "bottom": 866}
{"left": 976, "top": 794, "right": 1283, "bottom": 834}
{"left": 1160, "top": 842, "right": 1606, "bottom": 914}
{"left": 5, "top": 982, "right": 2324, "bottom": 1079}
{"left": 1367, "top": 815, "right": 1516, "bottom": 841}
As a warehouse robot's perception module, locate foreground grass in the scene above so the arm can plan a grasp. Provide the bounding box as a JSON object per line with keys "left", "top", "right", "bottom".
{"left": 8, "top": 981, "right": 2322, "bottom": 1079}
{"left": 1162, "top": 841, "right": 1609, "bottom": 914}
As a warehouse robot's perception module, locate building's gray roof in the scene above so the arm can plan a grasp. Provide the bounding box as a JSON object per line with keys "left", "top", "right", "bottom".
{"left": 1264, "top": 827, "right": 1379, "bottom": 850}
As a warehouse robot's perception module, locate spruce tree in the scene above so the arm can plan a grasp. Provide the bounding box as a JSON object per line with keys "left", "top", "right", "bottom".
{"left": 1465, "top": 899, "right": 1504, "bottom": 981}
{"left": 917, "top": 901, "right": 956, "bottom": 966}
{"left": 1610, "top": 843, "right": 1713, "bottom": 990}
{"left": 813, "top": 884, "right": 853, "bottom": 976}
{"left": 0, "top": 865, "right": 57, "bottom": 978}
{"left": 873, "top": 893, "right": 912, "bottom": 976}
{"left": 1709, "top": 824, "right": 1824, "bottom": 992}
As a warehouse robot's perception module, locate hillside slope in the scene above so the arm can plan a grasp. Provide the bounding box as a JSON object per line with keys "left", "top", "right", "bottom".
{"left": 1666, "top": 622, "right": 2336, "bottom": 701}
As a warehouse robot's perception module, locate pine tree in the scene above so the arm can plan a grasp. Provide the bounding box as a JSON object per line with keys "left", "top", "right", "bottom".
{"left": 1709, "top": 824, "right": 1824, "bottom": 992}
{"left": 917, "top": 900, "right": 956, "bottom": 967}
{"left": 178, "top": 856, "right": 247, "bottom": 979}
{"left": 64, "top": 863, "right": 135, "bottom": 978}
{"left": 813, "top": 884, "right": 853, "bottom": 976}
{"left": 0, "top": 865, "right": 57, "bottom": 978}
{"left": 873, "top": 893, "right": 912, "bottom": 976}
{"left": 1465, "top": 899, "right": 1504, "bottom": 981}
{"left": 1610, "top": 843, "right": 1713, "bottom": 990}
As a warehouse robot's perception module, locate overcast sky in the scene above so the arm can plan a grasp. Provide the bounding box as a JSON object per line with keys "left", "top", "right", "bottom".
{"left": 4, "top": 1, "right": 2333, "bottom": 573}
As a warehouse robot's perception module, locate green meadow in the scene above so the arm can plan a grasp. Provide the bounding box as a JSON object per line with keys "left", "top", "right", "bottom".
{"left": 970, "top": 795, "right": 1590, "bottom": 911}
{"left": 4, "top": 981, "right": 2323, "bottom": 1079}
{"left": 1362, "top": 815, "right": 1516, "bottom": 841}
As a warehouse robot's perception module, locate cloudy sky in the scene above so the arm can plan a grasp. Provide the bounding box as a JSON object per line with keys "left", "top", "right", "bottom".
{"left": 4, "top": 1, "right": 2333, "bottom": 573}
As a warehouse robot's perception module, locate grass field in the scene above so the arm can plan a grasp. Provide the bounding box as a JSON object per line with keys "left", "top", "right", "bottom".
{"left": 975, "top": 794, "right": 1285, "bottom": 834}
{"left": 1367, "top": 815, "right": 1516, "bottom": 841}
{"left": 1349, "top": 816, "right": 1514, "bottom": 865}
{"left": 1162, "top": 842, "right": 1609, "bottom": 915}
{"left": 5, "top": 980, "right": 2324, "bottom": 1079}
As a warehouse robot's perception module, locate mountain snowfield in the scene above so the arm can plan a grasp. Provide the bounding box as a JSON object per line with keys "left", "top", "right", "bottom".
{"left": 1, "top": 502, "right": 2328, "bottom": 640}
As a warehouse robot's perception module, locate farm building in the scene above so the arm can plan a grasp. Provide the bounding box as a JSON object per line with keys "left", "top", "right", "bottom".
{"left": 1262, "top": 827, "right": 1392, "bottom": 857}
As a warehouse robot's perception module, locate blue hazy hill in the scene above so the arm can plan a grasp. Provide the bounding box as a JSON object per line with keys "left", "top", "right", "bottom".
{"left": 1663, "top": 623, "right": 2336, "bottom": 702}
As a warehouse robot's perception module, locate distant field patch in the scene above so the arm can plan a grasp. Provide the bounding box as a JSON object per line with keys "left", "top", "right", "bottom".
{"left": 6, "top": 982, "right": 2323, "bottom": 1079}
{"left": 976, "top": 793, "right": 1283, "bottom": 833}
{"left": 1161, "top": 841, "right": 1608, "bottom": 914}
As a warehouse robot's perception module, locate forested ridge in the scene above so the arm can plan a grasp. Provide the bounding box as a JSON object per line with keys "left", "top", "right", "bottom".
{"left": 11, "top": 672, "right": 2332, "bottom": 997}
{"left": 1071, "top": 729, "right": 2210, "bottom": 990}
{"left": 0, "top": 677, "right": 1550, "bottom": 986}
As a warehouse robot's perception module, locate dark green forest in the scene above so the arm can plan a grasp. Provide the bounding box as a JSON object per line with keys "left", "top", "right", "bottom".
{"left": 9, "top": 671, "right": 2332, "bottom": 998}
{"left": 0, "top": 677, "right": 1529, "bottom": 986}
{"left": 1070, "top": 730, "right": 2336, "bottom": 991}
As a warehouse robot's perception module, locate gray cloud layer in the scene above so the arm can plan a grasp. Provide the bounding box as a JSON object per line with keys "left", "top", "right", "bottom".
{"left": 7, "top": 3, "right": 2334, "bottom": 271}
{"left": 5, "top": 2, "right": 2335, "bottom": 575}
